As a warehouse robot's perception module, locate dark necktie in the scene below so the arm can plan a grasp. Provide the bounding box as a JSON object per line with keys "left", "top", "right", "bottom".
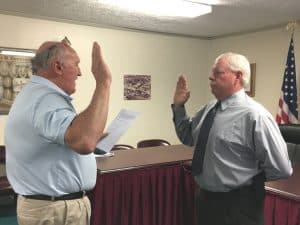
{"left": 191, "top": 101, "right": 220, "bottom": 176}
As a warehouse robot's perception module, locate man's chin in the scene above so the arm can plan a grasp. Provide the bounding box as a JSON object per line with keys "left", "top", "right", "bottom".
{"left": 67, "top": 88, "right": 76, "bottom": 95}
{"left": 210, "top": 89, "right": 219, "bottom": 99}
{"left": 210, "top": 87, "right": 216, "bottom": 95}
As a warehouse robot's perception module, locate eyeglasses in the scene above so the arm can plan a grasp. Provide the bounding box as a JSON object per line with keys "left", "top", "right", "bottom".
{"left": 212, "top": 68, "right": 238, "bottom": 77}
{"left": 212, "top": 70, "right": 226, "bottom": 76}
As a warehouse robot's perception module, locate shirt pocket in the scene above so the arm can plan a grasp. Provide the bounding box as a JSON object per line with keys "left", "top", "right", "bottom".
{"left": 218, "top": 119, "right": 254, "bottom": 161}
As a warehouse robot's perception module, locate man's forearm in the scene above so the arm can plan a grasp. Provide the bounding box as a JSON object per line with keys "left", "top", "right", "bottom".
{"left": 65, "top": 82, "right": 110, "bottom": 154}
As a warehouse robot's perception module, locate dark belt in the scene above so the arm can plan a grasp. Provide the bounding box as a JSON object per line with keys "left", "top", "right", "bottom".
{"left": 201, "top": 172, "right": 266, "bottom": 199}
{"left": 23, "top": 190, "right": 87, "bottom": 201}
{"left": 201, "top": 184, "right": 253, "bottom": 198}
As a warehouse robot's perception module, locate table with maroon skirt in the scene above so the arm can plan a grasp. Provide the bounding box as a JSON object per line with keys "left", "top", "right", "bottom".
{"left": 90, "top": 145, "right": 300, "bottom": 225}
{"left": 265, "top": 165, "right": 300, "bottom": 225}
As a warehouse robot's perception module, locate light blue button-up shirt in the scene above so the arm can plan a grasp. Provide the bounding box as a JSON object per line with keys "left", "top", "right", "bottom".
{"left": 172, "top": 89, "right": 292, "bottom": 192}
{"left": 5, "top": 75, "right": 96, "bottom": 196}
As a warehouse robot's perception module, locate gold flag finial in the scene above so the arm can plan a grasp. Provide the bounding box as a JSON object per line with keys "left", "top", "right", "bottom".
{"left": 286, "top": 21, "right": 298, "bottom": 33}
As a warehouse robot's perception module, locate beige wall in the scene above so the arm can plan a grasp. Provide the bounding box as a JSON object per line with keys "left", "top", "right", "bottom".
{"left": 0, "top": 14, "right": 210, "bottom": 146}
{"left": 0, "top": 14, "right": 299, "bottom": 147}
{"left": 209, "top": 28, "right": 300, "bottom": 117}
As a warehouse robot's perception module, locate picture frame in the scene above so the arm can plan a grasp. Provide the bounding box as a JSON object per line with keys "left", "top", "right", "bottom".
{"left": 245, "top": 63, "right": 256, "bottom": 97}
{"left": 124, "top": 74, "right": 151, "bottom": 100}
{"left": 0, "top": 47, "right": 35, "bottom": 115}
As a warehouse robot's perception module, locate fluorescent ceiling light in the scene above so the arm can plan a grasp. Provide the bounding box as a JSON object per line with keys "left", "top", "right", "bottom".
{"left": 99, "top": 0, "right": 212, "bottom": 18}
{"left": 184, "top": 0, "right": 222, "bottom": 4}
{"left": 0, "top": 50, "right": 35, "bottom": 57}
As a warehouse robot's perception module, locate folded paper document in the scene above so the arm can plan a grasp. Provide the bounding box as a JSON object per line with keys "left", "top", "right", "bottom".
{"left": 95, "top": 109, "right": 140, "bottom": 154}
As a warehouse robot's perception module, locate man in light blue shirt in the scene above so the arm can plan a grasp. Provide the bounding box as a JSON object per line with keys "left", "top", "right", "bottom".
{"left": 172, "top": 52, "right": 292, "bottom": 225}
{"left": 5, "top": 37, "right": 112, "bottom": 225}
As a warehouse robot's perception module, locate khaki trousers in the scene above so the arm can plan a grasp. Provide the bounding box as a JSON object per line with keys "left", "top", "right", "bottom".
{"left": 17, "top": 195, "right": 91, "bottom": 225}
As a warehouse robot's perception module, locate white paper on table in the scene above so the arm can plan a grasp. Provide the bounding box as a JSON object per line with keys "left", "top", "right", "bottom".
{"left": 94, "top": 152, "right": 114, "bottom": 158}
{"left": 96, "top": 109, "right": 140, "bottom": 153}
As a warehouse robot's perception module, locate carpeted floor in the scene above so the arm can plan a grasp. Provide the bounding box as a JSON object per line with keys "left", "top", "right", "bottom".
{"left": 0, "top": 216, "right": 18, "bottom": 225}
{"left": 0, "top": 199, "right": 18, "bottom": 225}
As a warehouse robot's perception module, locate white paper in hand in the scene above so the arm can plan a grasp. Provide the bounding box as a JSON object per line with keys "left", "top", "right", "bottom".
{"left": 96, "top": 109, "right": 140, "bottom": 153}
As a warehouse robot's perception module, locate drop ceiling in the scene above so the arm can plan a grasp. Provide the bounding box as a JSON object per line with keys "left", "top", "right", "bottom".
{"left": 0, "top": 0, "right": 299, "bottom": 39}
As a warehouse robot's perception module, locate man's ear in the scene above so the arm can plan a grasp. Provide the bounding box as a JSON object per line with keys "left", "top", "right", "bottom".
{"left": 235, "top": 71, "right": 242, "bottom": 79}
{"left": 234, "top": 71, "right": 243, "bottom": 86}
{"left": 52, "top": 61, "right": 63, "bottom": 75}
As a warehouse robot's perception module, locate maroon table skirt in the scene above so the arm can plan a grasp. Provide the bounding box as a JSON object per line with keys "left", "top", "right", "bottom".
{"left": 264, "top": 192, "right": 300, "bottom": 225}
{"left": 91, "top": 164, "right": 195, "bottom": 225}
{"left": 90, "top": 164, "right": 300, "bottom": 225}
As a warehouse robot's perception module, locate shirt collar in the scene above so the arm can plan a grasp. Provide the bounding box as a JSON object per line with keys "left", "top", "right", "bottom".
{"left": 219, "top": 89, "right": 246, "bottom": 111}
{"left": 30, "top": 75, "right": 73, "bottom": 101}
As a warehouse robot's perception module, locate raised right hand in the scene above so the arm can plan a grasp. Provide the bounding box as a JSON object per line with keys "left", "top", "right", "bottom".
{"left": 173, "top": 74, "right": 190, "bottom": 106}
{"left": 91, "top": 42, "right": 112, "bottom": 86}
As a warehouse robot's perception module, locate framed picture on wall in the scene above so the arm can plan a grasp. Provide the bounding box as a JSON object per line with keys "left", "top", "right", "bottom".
{"left": 124, "top": 74, "right": 151, "bottom": 100}
{"left": 245, "top": 63, "right": 256, "bottom": 97}
{"left": 0, "top": 47, "right": 35, "bottom": 114}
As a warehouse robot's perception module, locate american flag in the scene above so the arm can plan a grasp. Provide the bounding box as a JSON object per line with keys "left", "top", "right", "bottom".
{"left": 276, "top": 36, "right": 298, "bottom": 124}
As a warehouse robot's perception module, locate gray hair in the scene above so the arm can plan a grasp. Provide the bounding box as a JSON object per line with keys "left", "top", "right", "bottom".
{"left": 215, "top": 52, "right": 251, "bottom": 87}
{"left": 31, "top": 43, "right": 66, "bottom": 74}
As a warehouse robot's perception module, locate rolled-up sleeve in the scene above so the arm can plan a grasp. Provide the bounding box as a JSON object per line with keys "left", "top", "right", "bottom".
{"left": 32, "top": 93, "right": 76, "bottom": 146}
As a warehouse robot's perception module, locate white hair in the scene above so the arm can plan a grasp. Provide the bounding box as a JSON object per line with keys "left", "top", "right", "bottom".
{"left": 215, "top": 52, "right": 251, "bottom": 87}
